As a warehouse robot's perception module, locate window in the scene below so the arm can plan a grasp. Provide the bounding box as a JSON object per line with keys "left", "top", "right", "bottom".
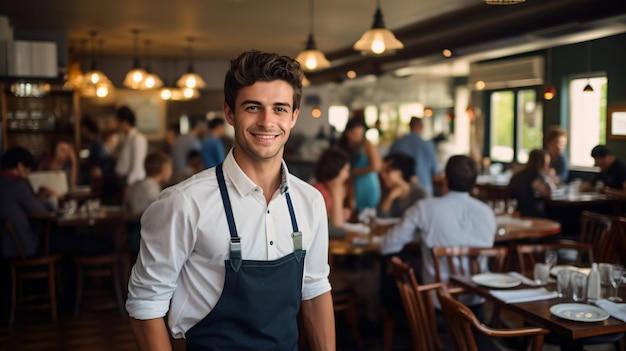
{"left": 328, "top": 105, "right": 349, "bottom": 132}
{"left": 489, "top": 88, "right": 542, "bottom": 163}
{"left": 568, "top": 76, "right": 607, "bottom": 168}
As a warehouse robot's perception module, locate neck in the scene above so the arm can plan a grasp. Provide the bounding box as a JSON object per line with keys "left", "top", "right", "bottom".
{"left": 232, "top": 148, "right": 283, "bottom": 204}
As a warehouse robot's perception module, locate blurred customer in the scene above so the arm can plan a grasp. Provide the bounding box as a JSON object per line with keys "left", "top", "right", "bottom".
{"left": 171, "top": 117, "right": 204, "bottom": 173}
{"left": 127, "top": 151, "right": 173, "bottom": 215}
{"left": 389, "top": 117, "right": 439, "bottom": 196}
{"left": 378, "top": 153, "right": 427, "bottom": 218}
{"left": 582, "top": 145, "right": 626, "bottom": 198}
{"left": 126, "top": 151, "right": 172, "bottom": 254}
{"left": 38, "top": 137, "right": 78, "bottom": 188}
{"left": 312, "top": 147, "right": 352, "bottom": 231}
{"left": 114, "top": 106, "right": 148, "bottom": 188}
{"left": 337, "top": 116, "right": 381, "bottom": 212}
{"left": 509, "top": 149, "right": 555, "bottom": 217}
{"left": 0, "top": 147, "right": 57, "bottom": 257}
{"left": 376, "top": 155, "right": 496, "bottom": 313}
{"left": 201, "top": 117, "right": 226, "bottom": 169}
{"left": 81, "top": 117, "right": 106, "bottom": 174}
{"left": 544, "top": 125, "right": 568, "bottom": 184}
{"left": 171, "top": 150, "right": 205, "bottom": 185}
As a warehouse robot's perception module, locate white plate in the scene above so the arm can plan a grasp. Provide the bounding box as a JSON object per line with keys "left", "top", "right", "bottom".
{"left": 550, "top": 303, "right": 609, "bottom": 322}
{"left": 471, "top": 273, "right": 521, "bottom": 288}
{"left": 550, "top": 265, "right": 591, "bottom": 277}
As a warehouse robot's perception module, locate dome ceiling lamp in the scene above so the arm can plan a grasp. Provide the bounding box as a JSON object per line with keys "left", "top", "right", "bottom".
{"left": 140, "top": 39, "right": 163, "bottom": 90}
{"left": 124, "top": 29, "right": 147, "bottom": 89}
{"left": 295, "top": 0, "right": 330, "bottom": 72}
{"left": 543, "top": 48, "right": 556, "bottom": 101}
{"left": 353, "top": 0, "right": 404, "bottom": 56}
{"left": 177, "top": 37, "right": 206, "bottom": 89}
{"left": 583, "top": 41, "right": 594, "bottom": 93}
{"left": 484, "top": 0, "right": 526, "bottom": 4}
{"left": 82, "top": 32, "right": 113, "bottom": 98}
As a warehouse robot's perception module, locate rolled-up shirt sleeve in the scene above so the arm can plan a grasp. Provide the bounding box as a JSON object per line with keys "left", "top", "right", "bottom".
{"left": 125, "top": 187, "right": 198, "bottom": 319}
{"left": 301, "top": 193, "right": 331, "bottom": 301}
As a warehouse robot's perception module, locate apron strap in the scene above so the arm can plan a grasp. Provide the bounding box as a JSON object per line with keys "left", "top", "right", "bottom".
{"left": 286, "top": 192, "right": 304, "bottom": 262}
{"left": 217, "top": 164, "right": 242, "bottom": 272}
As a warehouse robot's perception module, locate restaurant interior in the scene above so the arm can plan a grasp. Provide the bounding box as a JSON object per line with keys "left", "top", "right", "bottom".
{"left": 1, "top": 0, "right": 626, "bottom": 350}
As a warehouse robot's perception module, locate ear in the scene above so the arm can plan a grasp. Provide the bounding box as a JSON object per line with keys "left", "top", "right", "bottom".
{"left": 223, "top": 102, "right": 235, "bottom": 126}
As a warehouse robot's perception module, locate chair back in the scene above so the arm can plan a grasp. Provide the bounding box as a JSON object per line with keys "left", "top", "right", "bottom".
{"left": 431, "top": 246, "right": 508, "bottom": 282}
{"left": 602, "top": 217, "right": 626, "bottom": 266}
{"left": 580, "top": 211, "right": 615, "bottom": 260}
{"left": 436, "top": 286, "right": 548, "bottom": 351}
{"left": 2, "top": 219, "right": 26, "bottom": 259}
{"left": 516, "top": 241, "right": 594, "bottom": 276}
{"left": 390, "top": 256, "right": 442, "bottom": 351}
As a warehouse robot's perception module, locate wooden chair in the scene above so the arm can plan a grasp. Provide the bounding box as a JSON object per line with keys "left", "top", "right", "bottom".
{"left": 2, "top": 219, "right": 63, "bottom": 327}
{"left": 431, "top": 246, "right": 509, "bottom": 282}
{"left": 580, "top": 211, "right": 616, "bottom": 261}
{"left": 515, "top": 241, "right": 594, "bottom": 277}
{"left": 598, "top": 216, "right": 626, "bottom": 266}
{"left": 437, "top": 285, "right": 548, "bottom": 351}
{"left": 390, "top": 256, "right": 443, "bottom": 351}
{"left": 73, "top": 253, "right": 125, "bottom": 317}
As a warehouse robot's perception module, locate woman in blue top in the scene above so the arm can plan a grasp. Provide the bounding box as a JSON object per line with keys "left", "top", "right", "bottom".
{"left": 337, "top": 116, "right": 382, "bottom": 213}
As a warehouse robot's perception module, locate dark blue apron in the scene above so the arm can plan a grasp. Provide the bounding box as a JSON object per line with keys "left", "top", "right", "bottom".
{"left": 185, "top": 164, "right": 306, "bottom": 351}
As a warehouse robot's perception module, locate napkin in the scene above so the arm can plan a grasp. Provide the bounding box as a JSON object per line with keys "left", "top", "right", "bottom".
{"left": 594, "top": 299, "right": 626, "bottom": 322}
{"left": 508, "top": 271, "right": 540, "bottom": 287}
{"left": 342, "top": 222, "right": 371, "bottom": 234}
{"left": 490, "top": 288, "right": 558, "bottom": 304}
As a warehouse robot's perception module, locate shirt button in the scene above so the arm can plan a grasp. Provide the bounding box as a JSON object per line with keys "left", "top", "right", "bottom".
{"left": 267, "top": 209, "right": 270, "bottom": 214}
{"left": 270, "top": 241, "right": 274, "bottom": 245}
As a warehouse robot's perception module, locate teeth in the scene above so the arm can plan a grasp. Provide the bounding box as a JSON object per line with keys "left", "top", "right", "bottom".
{"left": 256, "top": 135, "right": 275, "bottom": 139}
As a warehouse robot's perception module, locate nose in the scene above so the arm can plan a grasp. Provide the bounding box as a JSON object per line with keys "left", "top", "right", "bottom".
{"left": 257, "top": 109, "right": 275, "bottom": 127}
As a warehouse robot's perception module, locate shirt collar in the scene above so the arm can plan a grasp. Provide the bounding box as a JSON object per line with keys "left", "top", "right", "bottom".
{"left": 446, "top": 190, "right": 471, "bottom": 198}
{"left": 222, "top": 150, "right": 290, "bottom": 197}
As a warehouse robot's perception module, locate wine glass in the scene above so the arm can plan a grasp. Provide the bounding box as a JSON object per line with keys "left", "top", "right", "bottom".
{"left": 506, "top": 198, "right": 518, "bottom": 215}
{"left": 545, "top": 250, "right": 558, "bottom": 268}
{"left": 608, "top": 264, "right": 624, "bottom": 302}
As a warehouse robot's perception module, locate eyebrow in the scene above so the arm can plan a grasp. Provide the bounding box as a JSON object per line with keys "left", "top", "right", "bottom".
{"left": 240, "top": 100, "right": 292, "bottom": 109}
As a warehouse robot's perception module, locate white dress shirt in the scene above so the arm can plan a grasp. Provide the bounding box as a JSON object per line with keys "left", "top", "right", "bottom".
{"left": 379, "top": 191, "right": 496, "bottom": 285}
{"left": 115, "top": 128, "right": 148, "bottom": 185}
{"left": 126, "top": 151, "right": 331, "bottom": 338}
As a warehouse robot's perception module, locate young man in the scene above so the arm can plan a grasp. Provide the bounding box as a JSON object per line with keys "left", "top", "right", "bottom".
{"left": 544, "top": 125, "right": 568, "bottom": 184}
{"left": 582, "top": 145, "right": 626, "bottom": 199}
{"left": 126, "top": 151, "right": 173, "bottom": 214}
{"left": 126, "top": 50, "right": 335, "bottom": 351}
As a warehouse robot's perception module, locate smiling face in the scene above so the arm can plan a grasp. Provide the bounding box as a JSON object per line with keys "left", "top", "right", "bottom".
{"left": 224, "top": 80, "right": 299, "bottom": 168}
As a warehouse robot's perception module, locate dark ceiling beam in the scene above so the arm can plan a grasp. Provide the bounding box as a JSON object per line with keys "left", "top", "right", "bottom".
{"left": 308, "top": 0, "right": 626, "bottom": 84}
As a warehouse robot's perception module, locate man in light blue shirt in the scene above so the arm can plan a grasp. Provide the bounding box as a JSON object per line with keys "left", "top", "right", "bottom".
{"left": 200, "top": 117, "right": 226, "bottom": 169}
{"left": 389, "top": 117, "right": 439, "bottom": 195}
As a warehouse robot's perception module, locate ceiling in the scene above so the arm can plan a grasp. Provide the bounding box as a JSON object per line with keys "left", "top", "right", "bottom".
{"left": 1, "top": 0, "right": 626, "bottom": 83}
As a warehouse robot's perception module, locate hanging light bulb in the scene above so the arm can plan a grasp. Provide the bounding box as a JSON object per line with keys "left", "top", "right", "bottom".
{"left": 295, "top": 0, "right": 330, "bottom": 72}
{"left": 124, "top": 29, "right": 147, "bottom": 89}
{"left": 583, "top": 81, "right": 594, "bottom": 92}
{"left": 140, "top": 39, "right": 163, "bottom": 89}
{"left": 177, "top": 37, "right": 206, "bottom": 89}
{"left": 82, "top": 32, "right": 114, "bottom": 98}
{"left": 353, "top": 0, "right": 403, "bottom": 56}
{"left": 543, "top": 48, "right": 556, "bottom": 101}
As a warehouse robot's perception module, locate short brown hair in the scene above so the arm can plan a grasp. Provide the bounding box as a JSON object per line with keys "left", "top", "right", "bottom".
{"left": 315, "top": 148, "right": 350, "bottom": 182}
{"left": 445, "top": 155, "right": 478, "bottom": 192}
{"left": 224, "top": 50, "right": 304, "bottom": 112}
{"left": 144, "top": 151, "right": 171, "bottom": 177}
{"left": 544, "top": 125, "right": 566, "bottom": 145}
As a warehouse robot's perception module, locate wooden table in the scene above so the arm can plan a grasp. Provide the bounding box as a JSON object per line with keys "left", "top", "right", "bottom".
{"left": 494, "top": 216, "right": 561, "bottom": 242}
{"left": 546, "top": 192, "right": 612, "bottom": 207}
{"left": 450, "top": 274, "right": 626, "bottom": 349}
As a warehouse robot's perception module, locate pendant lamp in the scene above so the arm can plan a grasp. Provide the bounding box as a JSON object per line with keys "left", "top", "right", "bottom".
{"left": 295, "top": 0, "right": 330, "bottom": 71}
{"left": 177, "top": 37, "right": 206, "bottom": 89}
{"left": 484, "top": 0, "right": 526, "bottom": 4}
{"left": 124, "top": 29, "right": 147, "bottom": 89}
{"left": 353, "top": 0, "right": 403, "bottom": 56}
{"left": 140, "top": 39, "right": 163, "bottom": 90}
{"left": 543, "top": 48, "right": 556, "bottom": 100}
{"left": 583, "top": 42, "right": 594, "bottom": 93}
{"left": 82, "top": 32, "right": 113, "bottom": 98}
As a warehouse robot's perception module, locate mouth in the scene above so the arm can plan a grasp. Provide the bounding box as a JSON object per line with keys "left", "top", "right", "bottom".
{"left": 250, "top": 132, "right": 280, "bottom": 143}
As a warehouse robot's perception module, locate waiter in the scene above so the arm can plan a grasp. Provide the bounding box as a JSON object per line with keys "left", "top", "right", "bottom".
{"left": 126, "top": 50, "right": 335, "bottom": 351}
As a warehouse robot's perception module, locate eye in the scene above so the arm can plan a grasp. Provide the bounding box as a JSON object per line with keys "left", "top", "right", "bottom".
{"left": 245, "top": 106, "right": 260, "bottom": 111}
{"left": 274, "top": 107, "right": 288, "bottom": 113}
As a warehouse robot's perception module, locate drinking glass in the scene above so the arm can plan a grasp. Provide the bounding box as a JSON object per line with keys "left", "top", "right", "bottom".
{"left": 494, "top": 199, "right": 506, "bottom": 215}
{"left": 506, "top": 198, "right": 518, "bottom": 215}
{"left": 557, "top": 269, "right": 572, "bottom": 299}
{"left": 533, "top": 263, "right": 550, "bottom": 285}
{"left": 608, "top": 264, "right": 624, "bottom": 302}
{"left": 571, "top": 272, "right": 587, "bottom": 302}
{"left": 545, "top": 250, "right": 558, "bottom": 268}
